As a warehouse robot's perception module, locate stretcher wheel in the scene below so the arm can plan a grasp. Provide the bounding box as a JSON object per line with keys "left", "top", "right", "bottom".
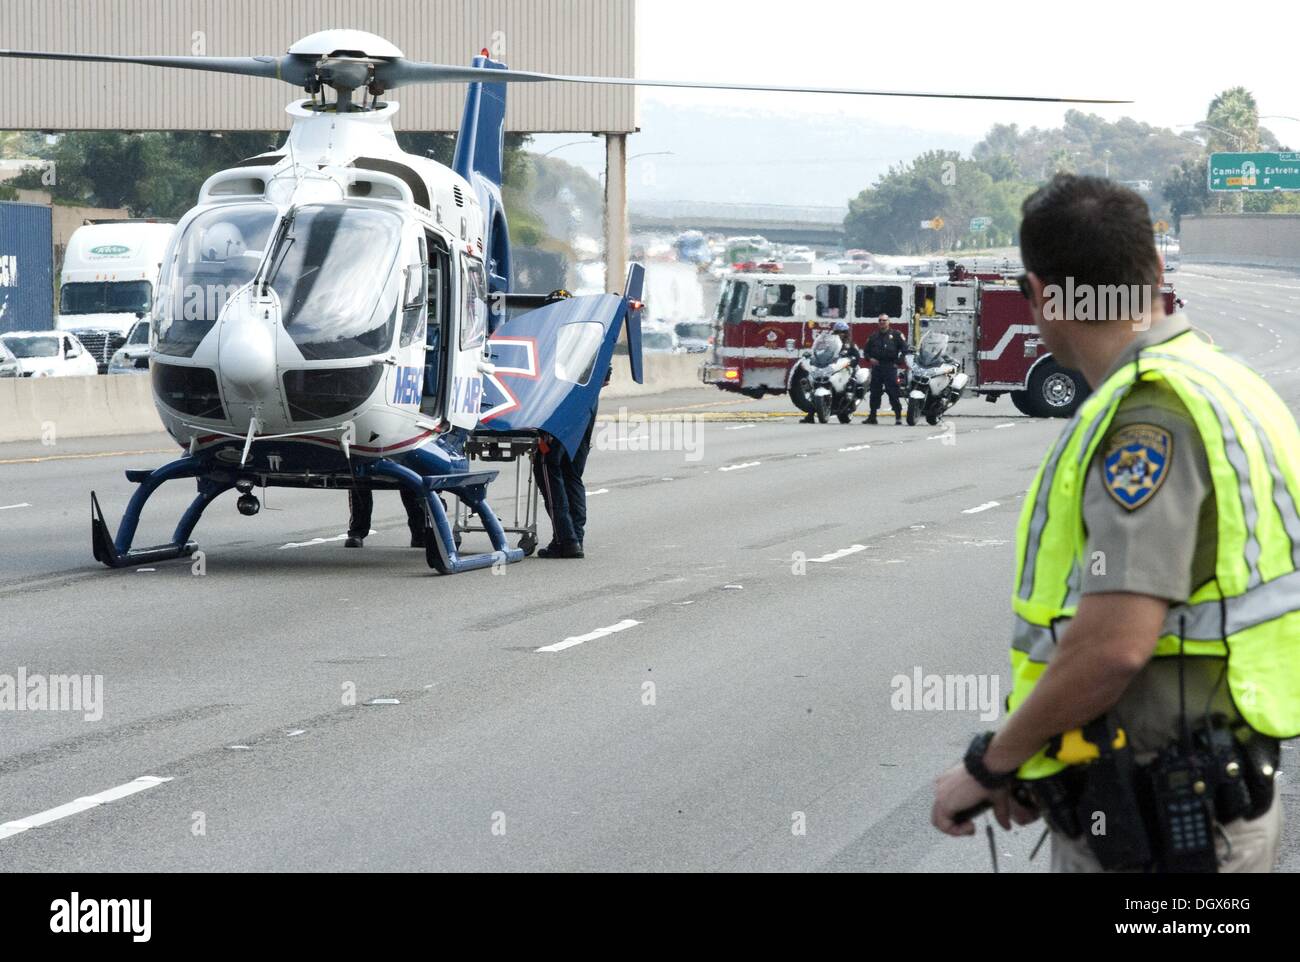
{"left": 519, "top": 532, "right": 537, "bottom": 556}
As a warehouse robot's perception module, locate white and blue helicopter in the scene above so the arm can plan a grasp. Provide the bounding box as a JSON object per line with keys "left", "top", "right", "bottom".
{"left": 0, "top": 29, "right": 1122, "bottom": 574}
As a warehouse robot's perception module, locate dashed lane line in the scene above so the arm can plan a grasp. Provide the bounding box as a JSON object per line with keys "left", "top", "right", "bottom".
{"left": 808, "top": 544, "right": 868, "bottom": 563}
{"left": 0, "top": 776, "right": 172, "bottom": 842}
{"left": 536, "top": 619, "right": 641, "bottom": 653}
{"left": 718, "top": 461, "right": 761, "bottom": 472}
{"left": 962, "top": 501, "right": 1001, "bottom": 514}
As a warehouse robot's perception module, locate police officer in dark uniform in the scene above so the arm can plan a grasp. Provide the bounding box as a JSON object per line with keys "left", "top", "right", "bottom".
{"left": 863, "top": 313, "right": 909, "bottom": 425}
{"left": 535, "top": 401, "right": 597, "bottom": 558}
{"left": 800, "top": 320, "right": 861, "bottom": 424}
{"left": 345, "top": 488, "right": 427, "bottom": 548}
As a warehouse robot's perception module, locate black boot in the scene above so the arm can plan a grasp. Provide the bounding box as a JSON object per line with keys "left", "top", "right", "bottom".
{"left": 539, "top": 540, "right": 584, "bottom": 559}
{"left": 345, "top": 535, "right": 364, "bottom": 548}
{"left": 863, "top": 412, "right": 878, "bottom": 425}
{"left": 800, "top": 412, "right": 815, "bottom": 424}
{"left": 895, "top": 413, "right": 903, "bottom": 425}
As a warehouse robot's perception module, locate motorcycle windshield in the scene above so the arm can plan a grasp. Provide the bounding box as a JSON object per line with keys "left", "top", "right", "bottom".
{"left": 916, "top": 331, "right": 949, "bottom": 368}
{"left": 810, "top": 333, "right": 842, "bottom": 367}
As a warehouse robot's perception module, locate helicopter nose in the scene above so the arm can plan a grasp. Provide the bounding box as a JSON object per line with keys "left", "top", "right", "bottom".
{"left": 219, "top": 306, "right": 278, "bottom": 393}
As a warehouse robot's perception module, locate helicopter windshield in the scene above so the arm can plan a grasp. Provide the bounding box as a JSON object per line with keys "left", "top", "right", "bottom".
{"left": 154, "top": 203, "right": 278, "bottom": 358}
{"left": 268, "top": 203, "right": 403, "bottom": 360}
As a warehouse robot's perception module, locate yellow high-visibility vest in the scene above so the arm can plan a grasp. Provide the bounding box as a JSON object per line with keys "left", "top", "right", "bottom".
{"left": 1009, "top": 329, "right": 1300, "bottom": 779}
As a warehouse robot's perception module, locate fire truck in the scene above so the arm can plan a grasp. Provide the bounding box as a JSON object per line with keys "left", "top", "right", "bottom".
{"left": 701, "top": 263, "right": 1181, "bottom": 418}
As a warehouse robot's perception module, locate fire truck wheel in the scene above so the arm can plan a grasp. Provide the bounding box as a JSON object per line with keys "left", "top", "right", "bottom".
{"left": 1027, "top": 361, "right": 1087, "bottom": 418}
{"left": 1009, "top": 390, "right": 1037, "bottom": 417}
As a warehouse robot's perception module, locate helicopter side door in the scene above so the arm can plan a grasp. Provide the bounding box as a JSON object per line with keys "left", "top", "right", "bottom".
{"left": 476, "top": 269, "right": 642, "bottom": 459}
{"left": 443, "top": 250, "right": 488, "bottom": 431}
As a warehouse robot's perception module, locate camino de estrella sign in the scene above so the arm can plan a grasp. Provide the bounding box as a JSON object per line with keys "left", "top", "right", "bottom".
{"left": 1208, "top": 152, "right": 1300, "bottom": 192}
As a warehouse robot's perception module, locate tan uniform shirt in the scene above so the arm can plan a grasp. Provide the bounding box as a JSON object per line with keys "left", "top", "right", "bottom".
{"left": 1078, "top": 316, "right": 1236, "bottom": 757}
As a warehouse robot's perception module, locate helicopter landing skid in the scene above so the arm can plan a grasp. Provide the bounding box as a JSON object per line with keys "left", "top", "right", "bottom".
{"left": 366, "top": 459, "right": 525, "bottom": 575}
{"left": 91, "top": 455, "right": 232, "bottom": 569}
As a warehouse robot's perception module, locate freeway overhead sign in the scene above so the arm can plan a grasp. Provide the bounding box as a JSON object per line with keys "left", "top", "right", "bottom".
{"left": 1208, "top": 152, "right": 1300, "bottom": 192}
{"left": 970, "top": 216, "right": 992, "bottom": 232}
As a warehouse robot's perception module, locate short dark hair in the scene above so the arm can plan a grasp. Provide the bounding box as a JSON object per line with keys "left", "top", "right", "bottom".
{"left": 1019, "top": 174, "right": 1161, "bottom": 295}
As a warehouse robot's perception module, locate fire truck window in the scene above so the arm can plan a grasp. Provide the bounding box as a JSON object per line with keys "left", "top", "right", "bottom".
{"left": 855, "top": 284, "right": 903, "bottom": 319}
{"left": 764, "top": 284, "right": 797, "bottom": 317}
{"left": 722, "top": 281, "right": 749, "bottom": 324}
{"left": 816, "top": 284, "right": 847, "bottom": 318}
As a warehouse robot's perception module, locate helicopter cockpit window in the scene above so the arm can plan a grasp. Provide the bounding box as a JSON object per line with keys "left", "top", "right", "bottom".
{"left": 461, "top": 257, "right": 488, "bottom": 350}
{"left": 269, "top": 204, "right": 403, "bottom": 360}
{"left": 154, "top": 203, "right": 277, "bottom": 358}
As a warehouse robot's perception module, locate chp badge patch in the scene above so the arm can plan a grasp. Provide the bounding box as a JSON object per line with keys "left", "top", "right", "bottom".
{"left": 1102, "top": 423, "right": 1173, "bottom": 510}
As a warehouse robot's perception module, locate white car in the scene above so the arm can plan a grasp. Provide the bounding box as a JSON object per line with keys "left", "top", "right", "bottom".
{"left": 107, "top": 319, "right": 151, "bottom": 375}
{"left": 0, "top": 331, "right": 99, "bottom": 378}
{"left": 0, "top": 339, "right": 20, "bottom": 378}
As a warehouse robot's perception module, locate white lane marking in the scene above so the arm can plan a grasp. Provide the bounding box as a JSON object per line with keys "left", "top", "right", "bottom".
{"left": 838, "top": 443, "right": 871, "bottom": 452}
{"left": 588, "top": 488, "right": 610, "bottom": 496}
{"left": 0, "top": 503, "right": 31, "bottom": 511}
{"left": 994, "top": 423, "right": 1016, "bottom": 429}
{"left": 963, "top": 501, "right": 1001, "bottom": 514}
{"left": 0, "top": 776, "right": 172, "bottom": 842}
{"left": 809, "top": 544, "right": 868, "bottom": 563}
{"left": 536, "top": 618, "right": 641, "bottom": 653}
{"left": 279, "top": 529, "right": 375, "bottom": 550}
{"left": 724, "top": 424, "right": 756, "bottom": 431}
{"left": 718, "top": 461, "right": 760, "bottom": 472}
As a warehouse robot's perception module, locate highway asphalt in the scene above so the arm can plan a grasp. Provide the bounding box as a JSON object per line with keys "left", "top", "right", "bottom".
{"left": 2, "top": 262, "right": 1299, "bottom": 872}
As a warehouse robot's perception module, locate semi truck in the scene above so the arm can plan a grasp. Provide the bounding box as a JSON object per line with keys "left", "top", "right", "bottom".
{"left": 56, "top": 220, "right": 174, "bottom": 373}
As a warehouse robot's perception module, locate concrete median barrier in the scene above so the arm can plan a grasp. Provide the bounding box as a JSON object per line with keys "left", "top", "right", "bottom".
{"left": 605, "top": 352, "right": 710, "bottom": 398}
{"left": 0, "top": 354, "right": 712, "bottom": 444}
{"left": 0, "top": 374, "right": 163, "bottom": 444}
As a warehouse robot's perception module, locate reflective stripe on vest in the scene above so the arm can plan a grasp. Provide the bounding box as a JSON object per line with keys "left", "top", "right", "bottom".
{"left": 1008, "top": 330, "right": 1300, "bottom": 779}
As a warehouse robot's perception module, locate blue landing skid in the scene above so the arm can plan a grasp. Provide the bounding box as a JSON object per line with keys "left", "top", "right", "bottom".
{"left": 90, "top": 454, "right": 524, "bottom": 576}
{"left": 91, "top": 455, "right": 224, "bottom": 569}
{"left": 366, "top": 459, "right": 525, "bottom": 574}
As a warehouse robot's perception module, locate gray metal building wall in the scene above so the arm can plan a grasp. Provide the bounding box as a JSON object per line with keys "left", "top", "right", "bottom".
{"left": 0, "top": 0, "right": 637, "bottom": 133}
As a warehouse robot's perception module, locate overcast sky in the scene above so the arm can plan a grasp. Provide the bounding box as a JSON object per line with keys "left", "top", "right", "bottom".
{"left": 530, "top": 0, "right": 1300, "bottom": 203}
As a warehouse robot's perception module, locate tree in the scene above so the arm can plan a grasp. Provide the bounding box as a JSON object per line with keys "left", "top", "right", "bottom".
{"left": 1162, "top": 157, "right": 1209, "bottom": 231}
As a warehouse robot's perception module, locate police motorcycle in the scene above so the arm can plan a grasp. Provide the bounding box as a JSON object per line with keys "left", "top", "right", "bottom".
{"left": 793, "top": 326, "right": 866, "bottom": 423}
{"left": 905, "top": 330, "right": 968, "bottom": 426}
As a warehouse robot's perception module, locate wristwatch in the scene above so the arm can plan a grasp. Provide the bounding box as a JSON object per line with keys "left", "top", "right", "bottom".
{"left": 964, "top": 731, "right": 1015, "bottom": 789}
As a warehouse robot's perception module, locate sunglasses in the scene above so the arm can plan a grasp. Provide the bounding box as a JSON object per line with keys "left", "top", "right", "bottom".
{"left": 1015, "top": 274, "right": 1033, "bottom": 300}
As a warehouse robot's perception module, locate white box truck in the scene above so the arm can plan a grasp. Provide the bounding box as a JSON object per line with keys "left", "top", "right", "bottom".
{"left": 56, "top": 220, "right": 174, "bottom": 373}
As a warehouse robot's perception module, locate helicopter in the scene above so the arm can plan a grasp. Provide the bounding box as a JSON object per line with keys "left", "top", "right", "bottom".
{"left": 0, "top": 29, "right": 1125, "bottom": 574}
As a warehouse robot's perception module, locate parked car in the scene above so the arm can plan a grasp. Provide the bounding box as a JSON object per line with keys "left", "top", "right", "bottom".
{"left": 0, "top": 339, "right": 20, "bottom": 378}
{"left": 107, "top": 318, "right": 151, "bottom": 375}
{"left": 673, "top": 320, "right": 713, "bottom": 353}
{"left": 642, "top": 327, "right": 681, "bottom": 353}
{"left": 0, "top": 331, "right": 99, "bottom": 377}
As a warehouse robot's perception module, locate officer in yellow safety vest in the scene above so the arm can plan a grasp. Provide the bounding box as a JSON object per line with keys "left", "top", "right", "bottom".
{"left": 931, "top": 174, "right": 1300, "bottom": 872}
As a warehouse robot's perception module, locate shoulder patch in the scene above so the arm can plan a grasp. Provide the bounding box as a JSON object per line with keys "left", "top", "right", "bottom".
{"left": 1102, "top": 423, "right": 1173, "bottom": 511}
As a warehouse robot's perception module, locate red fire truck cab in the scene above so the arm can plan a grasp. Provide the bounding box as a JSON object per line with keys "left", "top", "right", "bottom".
{"left": 702, "top": 264, "right": 1181, "bottom": 418}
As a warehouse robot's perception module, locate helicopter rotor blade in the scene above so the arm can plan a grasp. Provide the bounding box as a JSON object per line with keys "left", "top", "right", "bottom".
{"left": 377, "top": 61, "right": 1129, "bottom": 104}
{"left": 0, "top": 49, "right": 315, "bottom": 85}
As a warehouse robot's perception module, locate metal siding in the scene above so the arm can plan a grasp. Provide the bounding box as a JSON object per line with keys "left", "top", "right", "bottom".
{"left": 0, "top": 202, "right": 55, "bottom": 333}
{"left": 0, "top": 0, "right": 636, "bottom": 133}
